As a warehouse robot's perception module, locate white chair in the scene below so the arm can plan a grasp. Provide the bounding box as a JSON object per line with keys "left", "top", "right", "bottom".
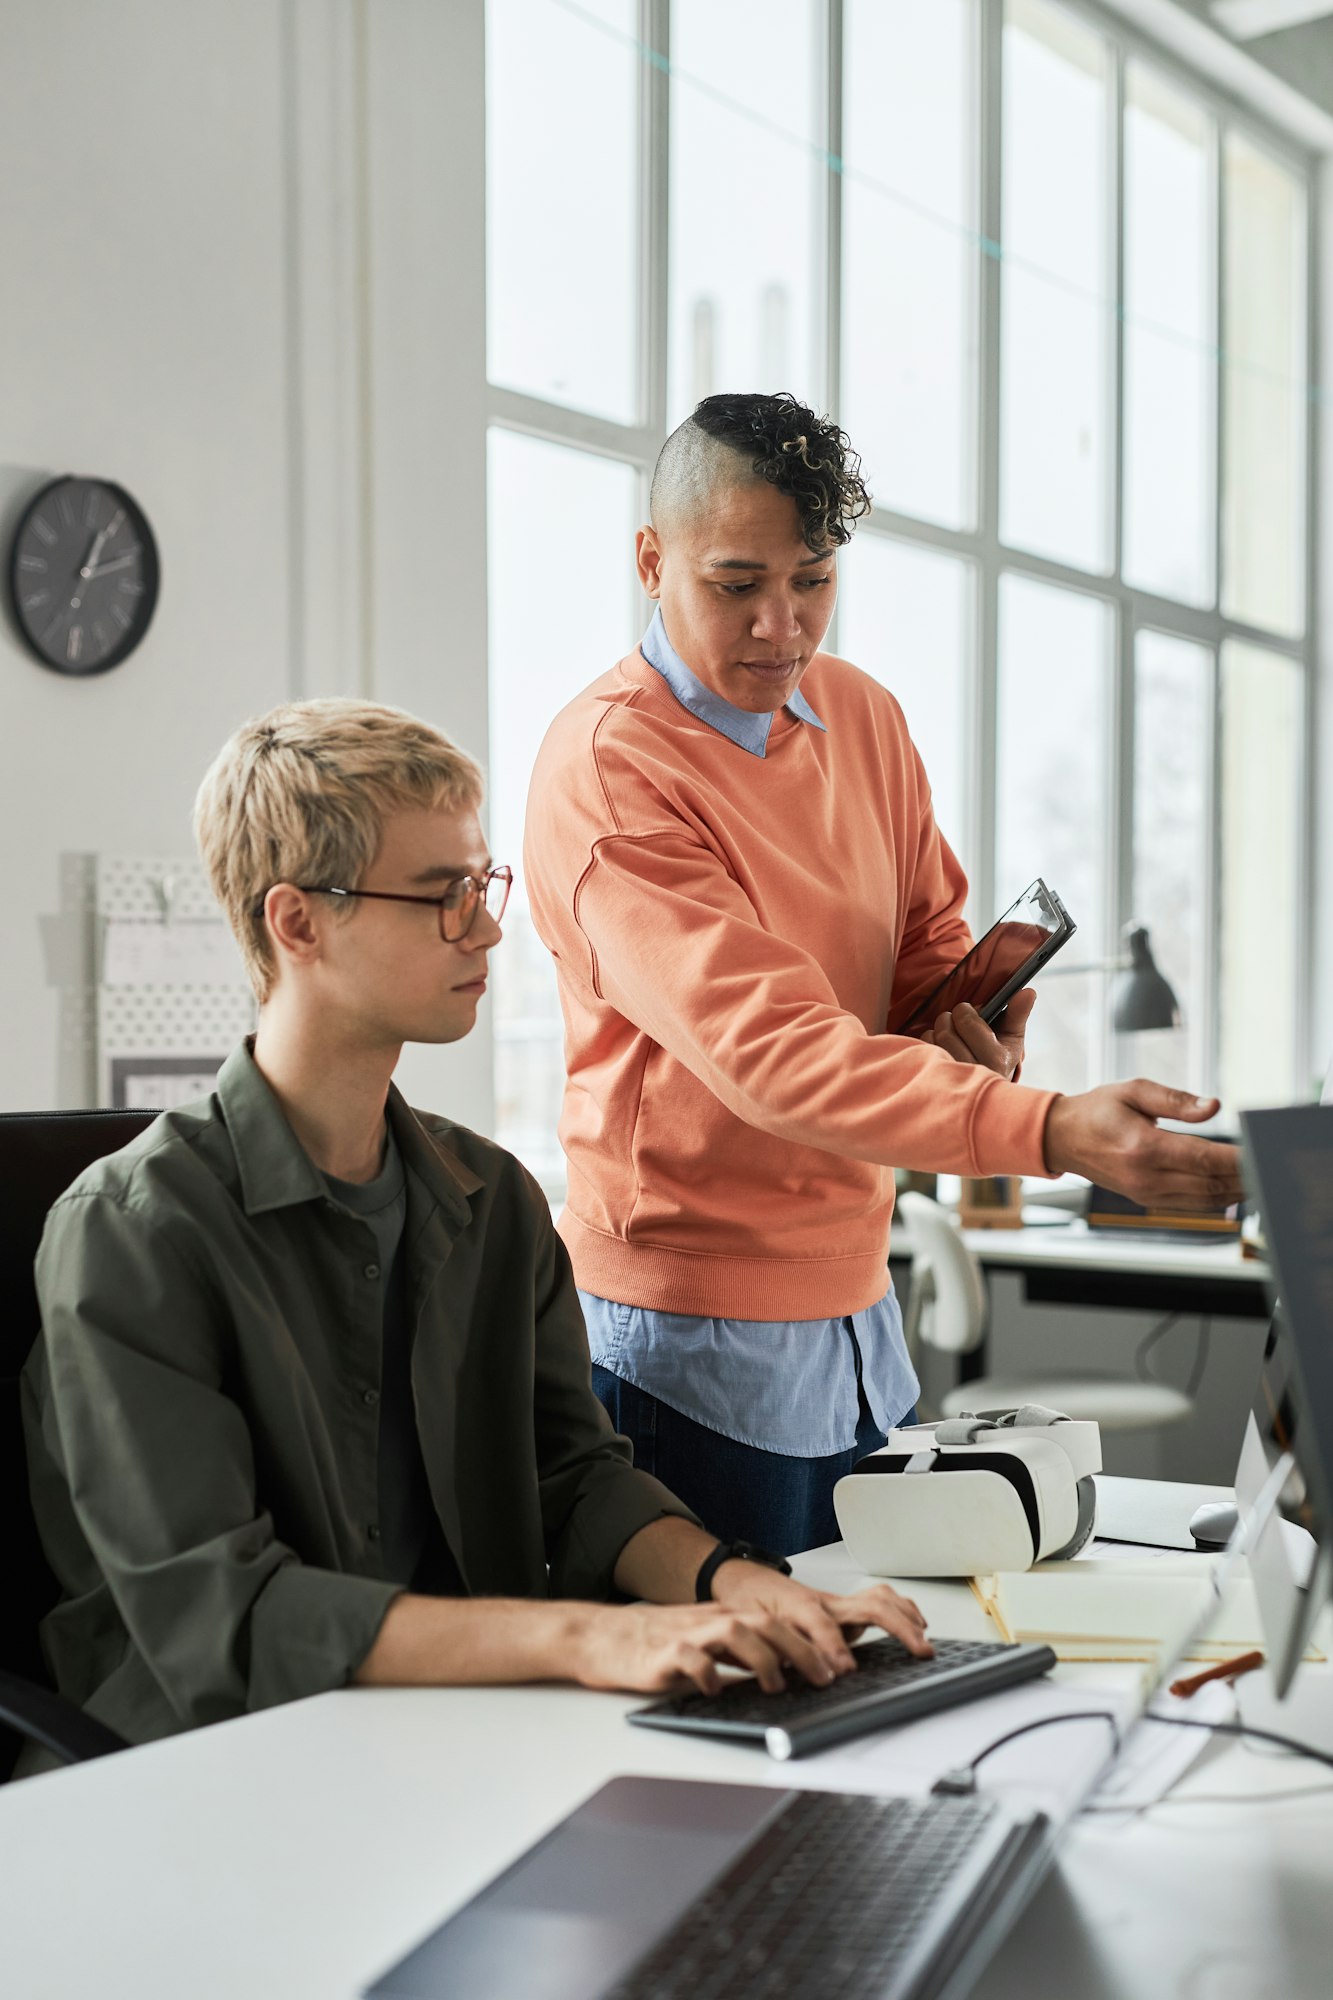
{"left": 894, "top": 1192, "right": 1194, "bottom": 1431}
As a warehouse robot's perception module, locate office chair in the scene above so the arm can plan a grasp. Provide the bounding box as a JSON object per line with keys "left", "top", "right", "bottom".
{"left": 0, "top": 1108, "right": 156, "bottom": 1778}
{"left": 895, "top": 1192, "right": 1194, "bottom": 1431}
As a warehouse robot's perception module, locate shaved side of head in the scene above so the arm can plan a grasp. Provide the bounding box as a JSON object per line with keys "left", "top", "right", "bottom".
{"left": 648, "top": 392, "right": 871, "bottom": 553}
{"left": 649, "top": 419, "right": 757, "bottom": 542}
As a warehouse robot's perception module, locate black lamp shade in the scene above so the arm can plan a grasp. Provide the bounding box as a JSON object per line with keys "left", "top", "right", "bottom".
{"left": 1113, "top": 926, "right": 1181, "bottom": 1033}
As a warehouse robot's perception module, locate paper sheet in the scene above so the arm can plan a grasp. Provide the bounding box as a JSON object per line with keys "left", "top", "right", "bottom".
{"left": 1090, "top": 1683, "right": 1235, "bottom": 1810}
{"left": 758, "top": 1672, "right": 1229, "bottom": 1822}
{"left": 102, "top": 918, "right": 245, "bottom": 987}
{"left": 768, "top": 1672, "right": 1141, "bottom": 1821}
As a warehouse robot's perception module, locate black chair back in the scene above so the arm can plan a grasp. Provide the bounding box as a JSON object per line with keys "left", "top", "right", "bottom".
{"left": 0, "top": 1110, "right": 157, "bottom": 1701}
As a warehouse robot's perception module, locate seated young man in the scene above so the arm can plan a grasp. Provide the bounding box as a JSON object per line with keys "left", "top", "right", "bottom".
{"left": 21, "top": 698, "right": 928, "bottom": 1766}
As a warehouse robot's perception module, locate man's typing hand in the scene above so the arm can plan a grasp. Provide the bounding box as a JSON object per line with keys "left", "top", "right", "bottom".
{"left": 710, "top": 1562, "right": 932, "bottom": 1671}
{"left": 1044, "top": 1080, "right": 1244, "bottom": 1213}
{"left": 567, "top": 1602, "right": 862, "bottom": 1698}
{"left": 919, "top": 988, "right": 1035, "bottom": 1083}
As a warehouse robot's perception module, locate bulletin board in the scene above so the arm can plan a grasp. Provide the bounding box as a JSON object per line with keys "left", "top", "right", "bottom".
{"left": 95, "top": 855, "right": 255, "bottom": 1107}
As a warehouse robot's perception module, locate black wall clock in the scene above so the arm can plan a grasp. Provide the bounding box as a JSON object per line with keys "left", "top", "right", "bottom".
{"left": 8, "top": 475, "right": 160, "bottom": 675}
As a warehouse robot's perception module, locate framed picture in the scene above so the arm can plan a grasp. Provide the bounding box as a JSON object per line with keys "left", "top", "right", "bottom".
{"left": 109, "top": 1055, "right": 227, "bottom": 1111}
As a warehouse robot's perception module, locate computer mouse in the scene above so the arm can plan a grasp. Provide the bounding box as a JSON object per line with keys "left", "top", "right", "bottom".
{"left": 1189, "top": 1500, "right": 1239, "bottom": 1550}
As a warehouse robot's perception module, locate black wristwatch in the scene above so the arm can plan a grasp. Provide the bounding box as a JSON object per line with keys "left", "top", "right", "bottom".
{"left": 695, "top": 1539, "right": 794, "bottom": 1603}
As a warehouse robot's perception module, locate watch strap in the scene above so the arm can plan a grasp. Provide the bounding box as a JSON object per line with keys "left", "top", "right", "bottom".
{"left": 694, "top": 1538, "right": 794, "bottom": 1603}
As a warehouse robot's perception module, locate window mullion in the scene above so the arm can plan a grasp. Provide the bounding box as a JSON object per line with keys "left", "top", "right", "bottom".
{"left": 487, "top": 385, "right": 659, "bottom": 465}
{"left": 641, "top": 0, "right": 670, "bottom": 445}
{"left": 1110, "top": 44, "right": 1126, "bottom": 588}
{"left": 1108, "top": 44, "right": 1127, "bottom": 1090}
{"left": 1211, "top": 111, "right": 1227, "bottom": 1098}
{"left": 823, "top": 0, "right": 843, "bottom": 424}
{"left": 1296, "top": 163, "right": 1321, "bottom": 1095}
{"left": 822, "top": 0, "right": 843, "bottom": 655}
{"left": 1113, "top": 603, "right": 1135, "bottom": 1085}
{"left": 1203, "top": 642, "right": 1222, "bottom": 1097}
{"left": 976, "top": 0, "right": 1004, "bottom": 928}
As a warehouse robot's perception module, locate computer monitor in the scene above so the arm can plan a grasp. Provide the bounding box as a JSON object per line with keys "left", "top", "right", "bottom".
{"left": 1238, "top": 1103, "right": 1333, "bottom": 1697}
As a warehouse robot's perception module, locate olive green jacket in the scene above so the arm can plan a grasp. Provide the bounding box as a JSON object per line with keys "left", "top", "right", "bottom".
{"left": 21, "top": 1043, "right": 694, "bottom": 1760}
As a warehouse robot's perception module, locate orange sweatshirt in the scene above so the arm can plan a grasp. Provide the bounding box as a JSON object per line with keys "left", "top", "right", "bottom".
{"left": 524, "top": 645, "right": 1058, "bottom": 1321}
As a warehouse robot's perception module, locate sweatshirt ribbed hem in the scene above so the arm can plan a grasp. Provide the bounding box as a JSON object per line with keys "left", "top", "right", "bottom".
{"left": 561, "top": 1211, "right": 897, "bottom": 1321}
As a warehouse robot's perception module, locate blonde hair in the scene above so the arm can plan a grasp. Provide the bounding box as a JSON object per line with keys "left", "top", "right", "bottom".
{"left": 194, "top": 697, "right": 484, "bottom": 1000}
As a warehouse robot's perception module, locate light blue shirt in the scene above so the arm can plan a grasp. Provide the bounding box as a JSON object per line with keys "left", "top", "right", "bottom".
{"left": 582, "top": 612, "right": 920, "bottom": 1458}
{"left": 641, "top": 603, "right": 826, "bottom": 756}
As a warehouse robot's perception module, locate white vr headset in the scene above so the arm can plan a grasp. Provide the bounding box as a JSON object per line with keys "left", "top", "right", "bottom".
{"left": 833, "top": 1406, "right": 1102, "bottom": 1578}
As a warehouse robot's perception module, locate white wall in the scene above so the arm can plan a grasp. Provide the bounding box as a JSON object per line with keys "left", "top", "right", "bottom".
{"left": 0, "top": 1, "right": 291, "bottom": 1109}
{"left": 0, "top": 0, "right": 494, "bottom": 1131}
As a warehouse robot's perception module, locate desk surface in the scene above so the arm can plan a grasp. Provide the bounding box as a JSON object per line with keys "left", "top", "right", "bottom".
{"left": 957, "top": 1219, "right": 1271, "bottom": 1284}
{"left": 3, "top": 1483, "right": 1329, "bottom": 2000}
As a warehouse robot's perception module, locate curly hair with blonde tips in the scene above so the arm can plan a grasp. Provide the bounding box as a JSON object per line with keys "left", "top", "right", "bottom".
{"left": 193, "top": 698, "right": 483, "bottom": 1001}
{"left": 650, "top": 391, "right": 872, "bottom": 553}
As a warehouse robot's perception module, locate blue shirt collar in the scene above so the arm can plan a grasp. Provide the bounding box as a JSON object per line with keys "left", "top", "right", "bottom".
{"left": 640, "top": 606, "right": 827, "bottom": 760}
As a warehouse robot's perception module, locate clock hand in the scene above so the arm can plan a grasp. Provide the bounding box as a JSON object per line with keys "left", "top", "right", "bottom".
{"left": 78, "top": 507, "right": 125, "bottom": 580}
{"left": 78, "top": 525, "right": 112, "bottom": 581}
{"left": 84, "top": 550, "right": 140, "bottom": 579}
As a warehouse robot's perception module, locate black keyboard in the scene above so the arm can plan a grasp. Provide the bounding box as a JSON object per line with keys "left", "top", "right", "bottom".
{"left": 629, "top": 1634, "right": 1056, "bottom": 1759}
{"left": 606, "top": 1790, "right": 1005, "bottom": 2000}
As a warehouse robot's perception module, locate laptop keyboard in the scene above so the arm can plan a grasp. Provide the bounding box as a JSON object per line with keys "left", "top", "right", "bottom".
{"left": 640, "top": 1635, "right": 1030, "bottom": 1729}
{"left": 606, "top": 1790, "right": 998, "bottom": 2000}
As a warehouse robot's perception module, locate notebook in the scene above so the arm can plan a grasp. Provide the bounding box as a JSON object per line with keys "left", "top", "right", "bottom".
{"left": 971, "top": 1556, "right": 1325, "bottom": 1664}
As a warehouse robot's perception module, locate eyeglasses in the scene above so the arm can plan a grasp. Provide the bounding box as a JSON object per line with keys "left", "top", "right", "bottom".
{"left": 253, "top": 865, "right": 512, "bottom": 943}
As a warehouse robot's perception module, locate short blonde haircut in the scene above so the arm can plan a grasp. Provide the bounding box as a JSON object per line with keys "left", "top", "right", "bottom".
{"left": 194, "top": 697, "right": 484, "bottom": 1000}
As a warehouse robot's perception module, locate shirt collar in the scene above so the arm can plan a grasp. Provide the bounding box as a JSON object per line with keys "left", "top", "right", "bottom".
{"left": 217, "top": 1042, "right": 326, "bottom": 1216}
{"left": 217, "top": 1039, "right": 483, "bottom": 1222}
{"left": 640, "top": 605, "right": 827, "bottom": 760}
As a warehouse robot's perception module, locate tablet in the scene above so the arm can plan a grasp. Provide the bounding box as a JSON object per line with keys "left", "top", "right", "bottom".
{"left": 899, "top": 879, "right": 1076, "bottom": 1036}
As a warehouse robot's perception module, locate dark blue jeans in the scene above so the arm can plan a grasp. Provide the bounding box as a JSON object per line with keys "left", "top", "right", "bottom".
{"left": 593, "top": 1366, "right": 903, "bottom": 1557}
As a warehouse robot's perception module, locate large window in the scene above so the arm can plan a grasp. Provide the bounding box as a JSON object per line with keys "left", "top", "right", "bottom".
{"left": 999, "top": 1, "right": 1114, "bottom": 576}
{"left": 996, "top": 575, "right": 1114, "bottom": 1096}
{"left": 1122, "top": 62, "right": 1215, "bottom": 608}
{"left": 836, "top": 535, "right": 975, "bottom": 879}
{"left": 485, "top": 0, "right": 640, "bottom": 423}
{"left": 486, "top": 431, "right": 639, "bottom": 1187}
{"left": 486, "top": 0, "right": 1316, "bottom": 1187}
{"left": 668, "top": 0, "right": 825, "bottom": 419}
{"left": 841, "top": 0, "right": 978, "bottom": 530}
{"left": 1130, "top": 630, "right": 1213, "bottom": 1093}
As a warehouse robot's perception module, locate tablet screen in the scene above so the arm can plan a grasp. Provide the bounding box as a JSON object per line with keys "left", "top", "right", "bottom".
{"left": 900, "top": 880, "right": 1073, "bottom": 1033}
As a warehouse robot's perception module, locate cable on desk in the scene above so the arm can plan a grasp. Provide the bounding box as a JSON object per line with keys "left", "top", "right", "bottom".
{"left": 932, "top": 1705, "right": 1333, "bottom": 1800}
{"left": 1139, "top": 1713, "right": 1333, "bottom": 1774}
{"left": 1085, "top": 1781, "right": 1333, "bottom": 1810}
{"left": 930, "top": 1711, "right": 1120, "bottom": 1795}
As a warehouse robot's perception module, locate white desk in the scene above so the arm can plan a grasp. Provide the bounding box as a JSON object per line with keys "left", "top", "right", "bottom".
{"left": 892, "top": 1217, "right": 1272, "bottom": 1328}
{"left": 3, "top": 1487, "right": 1330, "bottom": 2000}
{"left": 960, "top": 1221, "right": 1268, "bottom": 1289}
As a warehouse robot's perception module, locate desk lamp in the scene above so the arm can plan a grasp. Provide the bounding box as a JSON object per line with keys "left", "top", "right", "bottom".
{"left": 1111, "top": 926, "right": 1180, "bottom": 1032}
{"left": 1044, "top": 923, "right": 1181, "bottom": 1031}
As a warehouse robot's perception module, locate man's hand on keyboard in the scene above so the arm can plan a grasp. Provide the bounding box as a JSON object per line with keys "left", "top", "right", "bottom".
{"left": 568, "top": 1601, "right": 872, "bottom": 1698}
{"left": 710, "top": 1565, "right": 933, "bottom": 1678}
{"left": 567, "top": 1569, "right": 931, "bottom": 1698}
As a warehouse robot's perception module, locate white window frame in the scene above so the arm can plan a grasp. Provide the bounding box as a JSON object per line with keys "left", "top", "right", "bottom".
{"left": 485, "top": 0, "right": 1322, "bottom": 1116}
